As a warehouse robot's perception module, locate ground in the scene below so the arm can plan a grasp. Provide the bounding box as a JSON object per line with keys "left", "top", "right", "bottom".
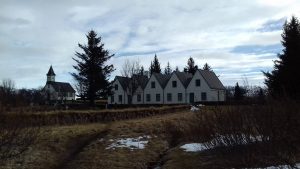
{"left": 1, "top": 106, "right": 299, "bottom": 169}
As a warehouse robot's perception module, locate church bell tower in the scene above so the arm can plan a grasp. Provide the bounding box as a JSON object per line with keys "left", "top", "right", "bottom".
{"left": 47, "top": 65, "right": 56, "bottom": 82}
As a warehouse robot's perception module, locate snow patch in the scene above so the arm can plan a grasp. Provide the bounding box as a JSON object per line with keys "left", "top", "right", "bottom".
{"left": 180, "top": 143, "right": 207, "bottom": 152}
{"left": 246, "top": 163, "right": 300, "bottom": 169}
{"left": 106, "top": 135, "right": 151, "bottom": 150}
{"left": 181, "top": 135, "right": 264, "bottom": 152}
{"left": 190, "top": 106, "right": 199, "bottom": 112}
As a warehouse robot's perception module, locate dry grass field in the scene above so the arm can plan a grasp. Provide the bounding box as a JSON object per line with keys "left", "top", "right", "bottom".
{"left": 1, "top": 103, "right": 300, "bottom": 169}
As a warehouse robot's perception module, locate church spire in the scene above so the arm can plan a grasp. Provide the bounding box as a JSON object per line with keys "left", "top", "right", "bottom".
{"left": 47, "top": 65, "right": 56, "bottom": 76}
{"left": 47, "top": 65, "right": 56, "bottom": 82}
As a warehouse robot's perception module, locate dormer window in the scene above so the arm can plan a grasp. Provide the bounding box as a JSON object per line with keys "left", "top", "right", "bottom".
{"left": 172, "top": 81, "right": 177, "bottom": 88}
{"left": 151, "top": 81, "right": 155, "bottom": 88}
{"left": 196, "top": 79, "right": 201, "bottom": 87}
{"left": 115, "top": 84, "right": 118, "bottom": 90}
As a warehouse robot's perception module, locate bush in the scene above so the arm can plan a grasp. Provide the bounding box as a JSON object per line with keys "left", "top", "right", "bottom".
{"left": 165, "top": 100, "right": 300, "bottom": 167}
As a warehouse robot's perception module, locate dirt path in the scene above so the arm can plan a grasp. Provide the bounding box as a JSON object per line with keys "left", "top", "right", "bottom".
{"left": 56, "top": 130, "right": 109, "bottom": 169}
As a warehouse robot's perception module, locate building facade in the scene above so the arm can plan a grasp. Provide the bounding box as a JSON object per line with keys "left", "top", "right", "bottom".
{"left": 42, "top": 66, "right": 76, "bottom": 102}
{"left": 108, "top": 70, "right": 226, "bottom": 105}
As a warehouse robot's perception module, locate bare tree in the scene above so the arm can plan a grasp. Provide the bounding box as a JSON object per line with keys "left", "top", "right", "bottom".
{"left": 0, "top": 115, "right": 39, "bottom": 161}
{"left": 121, "top": 59, "right": 141, "bottom": 78}
{"left": 120, "top": 59, "right": 146, "bottom": 104}
{"left": 0, "top": 79, "right": 16, "bottom": 107}
{"left": 0, "top": 79, "right": 39, "bottom": 161}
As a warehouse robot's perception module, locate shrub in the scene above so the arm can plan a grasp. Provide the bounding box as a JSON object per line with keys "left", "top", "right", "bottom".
{"left": 165, "top": 100, "right": 300, "bottom": 167}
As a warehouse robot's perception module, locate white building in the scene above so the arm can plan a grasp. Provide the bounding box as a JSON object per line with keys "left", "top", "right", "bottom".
{"left": 42, "top": 66, "right": 76, "bottom": 102}
{"left": 108, "top": 70, "right": 226, "bottom": 105}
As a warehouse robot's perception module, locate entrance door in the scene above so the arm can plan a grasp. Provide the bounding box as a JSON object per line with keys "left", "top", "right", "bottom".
{"left": 189, "top": 93, "right": 194, "bottom": 104}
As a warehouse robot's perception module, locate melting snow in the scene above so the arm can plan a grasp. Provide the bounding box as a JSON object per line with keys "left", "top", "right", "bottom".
{"left": 190, "top": 106, "right": 200, "bottom": 112}
{"left": 245, "top": 163, "right": 300, "bottom": 169}
{"left": 106, "top": 136, "right": 151, "bottom": 150}
{"left": 180, "top": 143, "right": 207, "bottom": 152}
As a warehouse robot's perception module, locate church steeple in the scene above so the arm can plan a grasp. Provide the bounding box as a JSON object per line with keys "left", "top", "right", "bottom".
{"left": 47, "top": 65, "right": 56, "bottom": 82}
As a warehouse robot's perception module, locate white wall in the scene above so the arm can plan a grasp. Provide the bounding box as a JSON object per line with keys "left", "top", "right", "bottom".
{"left": 164, "top": 73, "right": 187, "bottom": 104}
{"left": 143, "top": 75, "right": 164, "bottom": 104}
{"left": 132, "top": 86, "right": 144, "bottom": 104}
{"left": 108, "top": 80, "right": 128, "bottom": 104}
{"left": 186, "top": 70, "right": 212, "bottom": 103}
{"left": 43, "top": 84, "right": 75, "bottom": 101}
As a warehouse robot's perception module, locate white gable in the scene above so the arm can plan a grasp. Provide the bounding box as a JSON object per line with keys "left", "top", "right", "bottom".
{"left": 143, "top": 74, "right": 164, "bottom": 104}
{"left": 164, "top": 73, "right": 186, "bottom": 104}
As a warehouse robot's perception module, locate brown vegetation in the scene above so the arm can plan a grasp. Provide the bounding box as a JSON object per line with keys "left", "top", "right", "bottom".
{"left": 3, "top": 105, "right": 188, "bottom": 126}
{"left": 165, "top": 100, "right": 300, "bottom": 168}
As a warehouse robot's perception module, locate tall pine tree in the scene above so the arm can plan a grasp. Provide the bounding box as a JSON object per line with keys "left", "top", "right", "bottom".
{"left": 149, "top": 54, "right": 161, "bottom": 75}
{"left": 164, "top": 62, "right": 172, "bottom": 75}
{"left": 264, "top": 16, "right": 300, "bottom": 99}
{"left": 71, "top": 30, "right": 114, "bottom": 105}
{"left": 184, "top": 57, "right": 198, "bottom": 74}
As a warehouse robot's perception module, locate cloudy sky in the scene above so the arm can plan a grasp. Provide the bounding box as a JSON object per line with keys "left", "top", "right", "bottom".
{"left": 1, "top": 0, "right": 300, "bottom": 89}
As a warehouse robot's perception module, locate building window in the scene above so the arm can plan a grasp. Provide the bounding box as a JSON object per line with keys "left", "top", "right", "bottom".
{"left": 151, "top": 81, "right": 155, "bottom": 88}
{"left": 146, "top": 94, "right": 151, "bottom": 102}
{"left": 156, "top": 94, "right": 160, "bottom": 102}
{"left": 137, "top": 94, "right": 141, "bottom": 102}
{"left": 115, "top": 84, "right": 118, "bottom": 90}
{"left": 201, "top": 92, "right": 207, "bottom": 101}
{"left": 118, "top": 95, "right": 122, "bottom": 102}
{"left": 167, "top": 93, "right": 172, "bottom": 102}
{"left": 178, "top": 93, "right": 183, "bottom": 102}
{"left": 172, "top": 81, "right": 177, "bottom": 88}
{"left": 196, "top": 79, "right": 201, "bottom": 86}
{"left": 111, "top": 95, "right": 114, "bottom": 103}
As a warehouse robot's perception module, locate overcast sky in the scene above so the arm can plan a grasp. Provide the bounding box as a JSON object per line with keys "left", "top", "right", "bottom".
{"left": 1, "top": 0, "right": 300, "bottom": 89}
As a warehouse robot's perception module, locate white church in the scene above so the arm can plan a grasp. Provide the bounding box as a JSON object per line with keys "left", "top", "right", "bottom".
{"left": 42, "top": 66, "right": 76, "bottom": 102}
{"left": 108, "top": 69, "right": 226, "bottom": 105}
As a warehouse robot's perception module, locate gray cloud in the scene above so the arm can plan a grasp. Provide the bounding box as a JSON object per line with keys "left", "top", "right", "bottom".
{"left": 0, "top": 0, "right": 299, "bottom": 88}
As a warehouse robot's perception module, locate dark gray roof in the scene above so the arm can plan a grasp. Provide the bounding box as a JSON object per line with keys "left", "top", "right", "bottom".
{"left": 153, "top": 73, "right": 171, "bottom": 88}
{"left": 132, "top": 75, "right": 149, "bottom": 89}
{"left": 47, "top": 66, "right": 56, "bottom": 76}
{"left": 174, "top": 71, "right": 193, "bottom": 88}
{"left": 47, "top": 81, "right": 75, "bottom": 92}
{"left": 115, "top": 76, "right": 131, "bottom": 90}
{"left": 198, "top": 70, "right": 226, "bottom": 90}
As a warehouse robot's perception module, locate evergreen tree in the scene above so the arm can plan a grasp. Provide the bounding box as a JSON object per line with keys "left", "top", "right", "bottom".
{"left": 139, "top": 66, "right": 145, "bottom": 76}
{"left": 184, "top": 57, "right": 198, "bottom": 74}
{"left": 234, "top": 82, "right": 244, "bottom": 101}
{"left": 164, "top": 62, "right": 172, "bottom": 75}
{"left": 175, "top": 66, "right": 179, "bottom": 72}
{"left": 149, "top": 54, "right": 161, "bottom": 75}
{"left": 149, "top": 62, "right": 154, "bottom": 75}
{"left": 264, "top": 16, "right": 300, "bottom": 99}
{"left": 71, "top": 30, "right": 114, "bottom": 106}
{"left": 203, "top": 63, "right": 212, "bottom": 71}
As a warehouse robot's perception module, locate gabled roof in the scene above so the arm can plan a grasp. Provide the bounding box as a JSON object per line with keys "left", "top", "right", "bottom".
{"left": 174, "top": 71, "right": 193, "bottom": 88}
{"left": 132, "top": 74, "right": 148, "bottom": 89}
{"left": 47, "top": 66, "right": 56, "bottom": 76}
{"left": 198, "top": 70, "right": 226, "bottom": 90}
{"left": 46, "top": 81, "right": 75, "bottom": 92}
{"left": 115, "top": 76, "right": 131, "bottom": 90}
{"left": 152, "top": 73, "right": 172, "bottom": 88}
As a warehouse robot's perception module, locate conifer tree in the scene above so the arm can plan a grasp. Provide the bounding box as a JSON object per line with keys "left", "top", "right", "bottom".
{"left": 184, "top": 57, "right": 198, "bottom": 74}
{"left": 71, "top": 30, "right": 114, "bottom": 105}
{"left": 264, "top": 16, "right": 300, "bottom": 99}
{"left": 164, "top": 62, "right": 172, "bottom": 75}
{"left": 203, "top": 63, "right": 212, "bottom": 71}
{"left": 149, "top": 54, "right": 161, "bottom": 75}
{"left": 234, "top": 82, "right": 244, "bottom": 101}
